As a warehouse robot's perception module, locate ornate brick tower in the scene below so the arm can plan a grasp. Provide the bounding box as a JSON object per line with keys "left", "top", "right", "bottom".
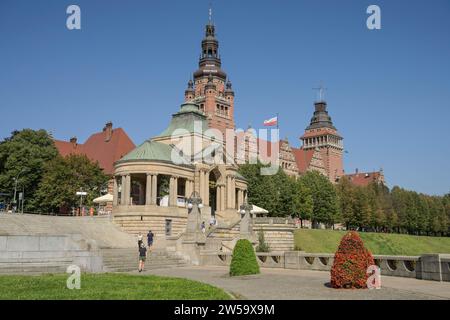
{"left": 184, "top": 14, "right": 235, "bottom": 136}
{"left": 300, "top": 97, "right": 344, "bottom": 183}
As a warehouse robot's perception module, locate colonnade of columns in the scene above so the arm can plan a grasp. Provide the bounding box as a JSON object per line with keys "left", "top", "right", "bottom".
{"left": 114, "top": 173, "right": 195, "bottom": 207}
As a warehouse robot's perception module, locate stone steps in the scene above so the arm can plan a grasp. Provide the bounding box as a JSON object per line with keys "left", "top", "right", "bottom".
{"left": 0, "top": 214, "right": 136, "bottom": 249}
{"left": 100, "top": 248, "right": 187, "bottom": 272}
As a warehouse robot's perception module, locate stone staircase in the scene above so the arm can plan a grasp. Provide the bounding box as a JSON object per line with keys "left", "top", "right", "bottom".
{"left": 101, "top": 248, "right": 188, "bottom": 272}
{"left": 0, "top": 214, "right": 189, "bottom": 274}
{"left": 0, "top": 256, "right": 73, "bottom": 275}
{"left": 206, "top": 220, "right": 241, "bottom": 252}
{"left": 0, "top": 214, "right": 136, "bottom": 248}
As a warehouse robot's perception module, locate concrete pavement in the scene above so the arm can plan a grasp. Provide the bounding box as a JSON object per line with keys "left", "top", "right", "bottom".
{"left": 141, "top": 266, "right": 450, "bottom": 300}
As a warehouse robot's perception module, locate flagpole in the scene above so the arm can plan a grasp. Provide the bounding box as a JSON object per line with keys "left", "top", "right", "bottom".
{"left": 276, "top": 112, "right": 279, "bottom": 130}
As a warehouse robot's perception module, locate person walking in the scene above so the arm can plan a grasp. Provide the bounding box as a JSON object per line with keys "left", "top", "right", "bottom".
{"left": 147, "top": 230, "right": 154, "bottom": 249}
{"left": 138, "top": 242, "right": 147, "bottom": 272}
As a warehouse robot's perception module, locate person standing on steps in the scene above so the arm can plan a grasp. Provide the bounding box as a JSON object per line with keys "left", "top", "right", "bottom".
{"left": 138, "top": 242, "right": 147, "bottom": 272}
{"left": 137, "top": 232, "right": 143, "bottom": 249}
{"left": 201, "top": 221, "right": 206, "bottom": 233}
{"left": 147, "top": 230, "right": 154, "bottom": 250}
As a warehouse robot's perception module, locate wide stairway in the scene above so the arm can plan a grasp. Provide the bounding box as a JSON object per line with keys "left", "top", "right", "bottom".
{"left": 0, "top": 214, "right": 136, "bottom": 248}
{"left": 101, "top": 248, "right": 187, "bottom": 272}
{"left": 206, "top": 220, "right": 241, "bottom": 252}
{"left": 0, "top": 214, "right": 188, "bottom": 274}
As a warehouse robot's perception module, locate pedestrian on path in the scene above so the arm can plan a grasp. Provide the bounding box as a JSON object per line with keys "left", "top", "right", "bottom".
{"left": 138, "top": 242, "right": 147, "bottom": 272}
{"left": 147, "top": 230, "right": 154, "bottom": 249}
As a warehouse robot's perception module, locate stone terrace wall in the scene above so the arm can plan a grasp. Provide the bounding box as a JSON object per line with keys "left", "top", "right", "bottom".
{"left": 253, "top": 217, "right": 295, "bottom": 252}
{"left": 0, "top": 234, "right": 103, "bottom": 274}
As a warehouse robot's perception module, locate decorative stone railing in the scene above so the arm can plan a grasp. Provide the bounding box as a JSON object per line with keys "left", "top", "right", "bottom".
{"left": 253, "top": 217, "right": 294, "bottom": 225}
{"left": 199, "top": 251, "right": 450, "bottom": 282}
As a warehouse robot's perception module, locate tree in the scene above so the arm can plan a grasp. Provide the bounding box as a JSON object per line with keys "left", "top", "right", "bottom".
{"left": 0, "top": 129, "right": 58, "bottom": 211}
{"left": 229, "top": 239, "right": 260, "bottom": 276}
{"left": 336, "top": 177, "right": 356, "bottom": 230}
{"left": 299, "top": 171, "right": 339, "bottom": 228}
{"left": 33, "top": 154, "right": 109, "bottom": 213}
{"left": 291, "top": 178, "right": 313, "bottom": 227}
{"left": 239, "top": 163, "right": 296, "bottom": 216}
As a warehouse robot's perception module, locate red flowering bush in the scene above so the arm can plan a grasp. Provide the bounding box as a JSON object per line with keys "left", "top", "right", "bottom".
{"left": 330, "top": 231, "right": 375, "bottom": 289}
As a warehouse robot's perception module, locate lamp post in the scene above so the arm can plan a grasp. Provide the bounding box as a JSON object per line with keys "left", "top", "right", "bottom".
{"left": 12, "top": 168, "right": 26, "bottom": 213}
{"left": 76, "top": 189, "right": 88, "bottom": 216}
{"left": 239, "top": 200, "right": 253, "bottom": 237}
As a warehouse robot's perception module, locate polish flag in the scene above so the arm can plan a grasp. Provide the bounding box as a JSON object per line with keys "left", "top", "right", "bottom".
{"left": 263, "top": 116, "right": 278, "bottom": 126}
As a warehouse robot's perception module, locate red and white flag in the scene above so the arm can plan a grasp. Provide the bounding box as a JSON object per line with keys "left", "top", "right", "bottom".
{"left": 263, "top": 116, "right": 278, "bottom": 127}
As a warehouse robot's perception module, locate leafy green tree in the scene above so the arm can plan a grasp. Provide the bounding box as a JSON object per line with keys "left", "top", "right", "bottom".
{"left": 239, "top": 163, "right": 296, "bottom": 216}
{"left": 336, "top": 176, "right": 357, "bottom": 230}
{"left": 353, "top": 187, "right": 372, "bottom": 231}
{"left": 33, "top": 154, "right": 109, "bottom": 213}
{"left": 291, "top": 178, "right": 313, "bottom": 227}
{"left": 298, "top": 171, "right": 339, "bottom": 228}
{"left": 0, "top": 129, "right": 58, "bottom": 211}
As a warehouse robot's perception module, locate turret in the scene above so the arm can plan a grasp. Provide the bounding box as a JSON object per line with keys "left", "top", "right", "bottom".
{"left": 184, "top": 79, "right": 195, "bottom": 101}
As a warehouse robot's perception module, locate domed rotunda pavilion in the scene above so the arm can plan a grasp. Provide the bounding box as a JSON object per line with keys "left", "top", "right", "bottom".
{"left": 112, "top": 102, "right": 248, "bottom": 246}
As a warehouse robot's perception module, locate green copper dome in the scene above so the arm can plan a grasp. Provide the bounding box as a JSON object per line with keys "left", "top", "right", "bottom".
{"left": 155, "top": 103, "right": 209, "bottom": 138}
{"left": 117, "top": 140, "right": 190, "bottom": 164}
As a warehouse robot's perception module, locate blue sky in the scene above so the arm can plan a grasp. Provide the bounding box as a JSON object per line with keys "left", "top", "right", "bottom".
{"left": 0, "top": 0, "right": 449, "bottom": 195}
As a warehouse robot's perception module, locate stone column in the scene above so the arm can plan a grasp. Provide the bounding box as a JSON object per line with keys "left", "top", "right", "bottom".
{"left": 199, "top": 170, "right": 204, "bottom": 202}
{"left": 174, "top": 176, "right": 178, "bottom": 206}
{"left": 216, "top": 186, "right": 221, "bottom": 212}
{"left": 120, "top": 175, "right": 126, "bottom": 205}
{"left": 226, "top": 175, "right": 232, "bottom": 209}
{"left": 221, "top": 185, "right": 226, "bottom": 211}
{"left": 125, "top": 174, "right": 131, "bottom": 206}
{"left": 169, "top": 176, "right": 178, "bottom": 207}
{"left": 145, "top": 173, "right": 152, "bottom": 205}
{"left": 237, "top": 189, "right": 243, "bottom": 209}
{"left": 113, "top": 177, "right": 118, "bottom": 206}
{"left": 185, "top": 179, "right": 193, "bottom": 198}
{"left": 231, "top": 176, "right": 236, "bottom": 209}
{"left": 151, "top": 174, "right": 157, "bottom": 205}
{"left": 204, "top": 171, "right": 209, "bottom": 206}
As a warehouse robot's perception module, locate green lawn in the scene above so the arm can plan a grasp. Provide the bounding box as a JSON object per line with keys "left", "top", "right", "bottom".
{"left": 0, "top": 273, "right": 231, "bottom": 300}
{"left": 294, "top": 229, "right": 450, "bottom": 256}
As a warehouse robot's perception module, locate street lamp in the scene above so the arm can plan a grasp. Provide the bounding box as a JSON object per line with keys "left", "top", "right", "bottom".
{"left": 239, "top": 200, "right": 252, "bottom": 218}
{"left": 12, "top": 168, "right": 26, "bottom": 213}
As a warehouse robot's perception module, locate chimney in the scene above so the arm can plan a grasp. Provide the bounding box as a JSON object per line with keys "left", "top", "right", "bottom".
{"left": 355, "top": 168, "right": 359, "bottom": 174}
{"left": 104, "top": 121, "right": 113, "bottom": 142}
{"left": 70, "top": 137, "right": 77, "bottom": 148}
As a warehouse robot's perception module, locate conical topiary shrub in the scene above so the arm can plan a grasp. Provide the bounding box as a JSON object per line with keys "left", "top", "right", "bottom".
{"left": 230, "top": 239, "right": 260, "bottom": 276}
{"left": 330, "top": 231, "right": 375, "bottom": 289}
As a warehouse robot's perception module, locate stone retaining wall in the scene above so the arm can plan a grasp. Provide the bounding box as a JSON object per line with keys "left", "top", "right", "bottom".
{"left": 0, "top": 234, "right": 103, "bottom": 274}
{"left": 253, "top": 218, "right": 295, "bottom": 252}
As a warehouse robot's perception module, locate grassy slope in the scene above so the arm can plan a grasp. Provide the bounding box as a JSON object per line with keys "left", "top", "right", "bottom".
{"left": 294, "top": 229, "right": 450, "bottom": 256}
{"left": 0, "top": 274, "right": 230, "bottom": 300}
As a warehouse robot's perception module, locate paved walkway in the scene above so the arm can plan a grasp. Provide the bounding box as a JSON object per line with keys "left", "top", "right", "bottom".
{"left": 141, "top": 266, "right": 450, "bottom": 300}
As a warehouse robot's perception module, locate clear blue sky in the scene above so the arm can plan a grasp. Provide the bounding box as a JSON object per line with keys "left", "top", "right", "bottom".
{"left": 0, "top": 0, "right": 449, "bottom": 195}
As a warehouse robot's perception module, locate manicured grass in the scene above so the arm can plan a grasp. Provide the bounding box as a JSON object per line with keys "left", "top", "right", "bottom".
{"left": 294, "top": 229, "right": 450, "bottom": 256}
{"left": 0, "top": 273, "right": 231, "bottom": 300}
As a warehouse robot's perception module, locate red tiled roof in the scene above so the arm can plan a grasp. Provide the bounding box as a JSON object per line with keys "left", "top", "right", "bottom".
{"left": 344, "top": 171, "right": 383, "bottom": 187}
{"left": 291, "top": 147, "right": 314, "bottom": 173}
{"left": 54, "top": 127, "right": 135, "bottom": 175}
